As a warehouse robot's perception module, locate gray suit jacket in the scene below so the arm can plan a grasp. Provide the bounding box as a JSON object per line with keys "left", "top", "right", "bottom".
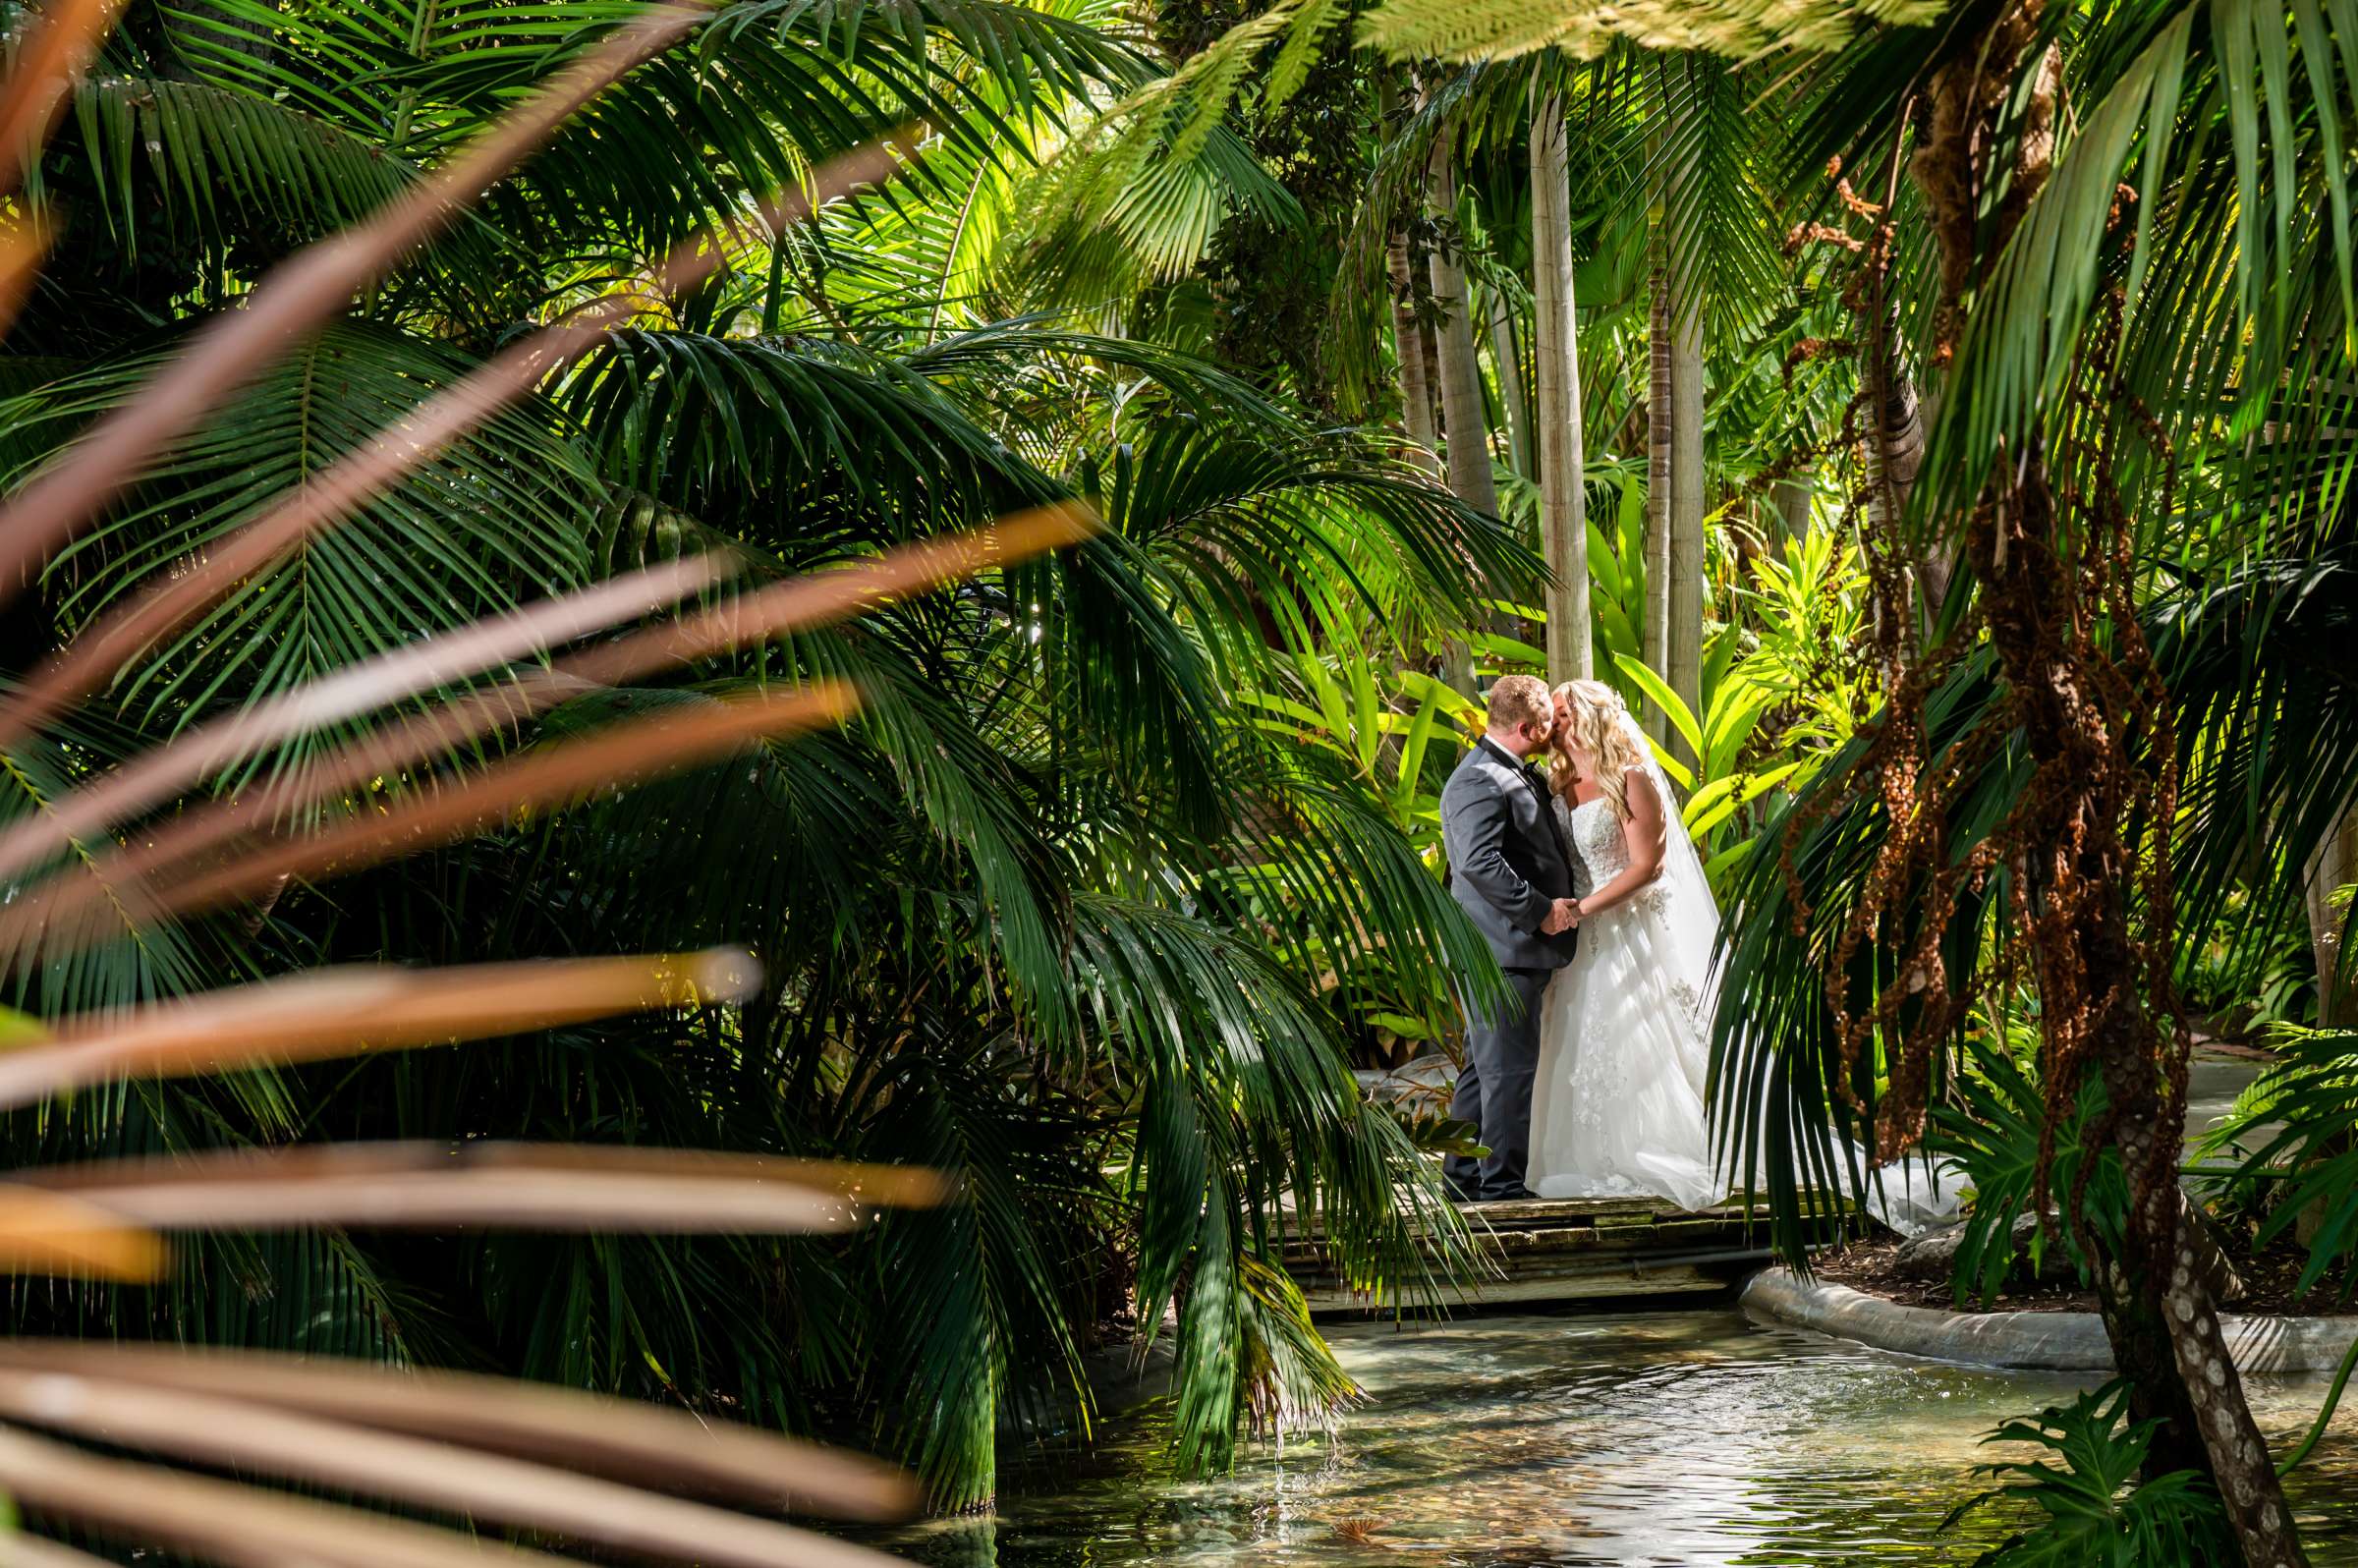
{"left": 1440, "top": 737, "right": 1581, "bottom": 972}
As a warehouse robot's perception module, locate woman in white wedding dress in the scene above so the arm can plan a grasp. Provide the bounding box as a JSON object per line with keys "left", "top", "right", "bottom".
{"left": 1524, "top": 680, "right": 1961, "bottom": 1229}
{"left": 1526, "top": 680, "right": 1726, "bottom": 1209}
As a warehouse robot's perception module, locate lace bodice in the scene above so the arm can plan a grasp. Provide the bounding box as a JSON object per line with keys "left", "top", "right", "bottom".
{"left": 1561, "top": 796, "right": 1627, "bottom": 897}
{"left": 1556, "top": 793, "right": 1675, "bottom": 923}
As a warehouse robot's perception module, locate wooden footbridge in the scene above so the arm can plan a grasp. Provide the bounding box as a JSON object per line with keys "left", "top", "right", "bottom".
{"left": 1283, "top": 1193, "right": 1845, "bottom": 1316}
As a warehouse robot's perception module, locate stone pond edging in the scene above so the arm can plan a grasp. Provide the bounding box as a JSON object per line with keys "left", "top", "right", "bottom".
{"left": 1742, "top": 1266, "right": 2358, "bottom": 1373}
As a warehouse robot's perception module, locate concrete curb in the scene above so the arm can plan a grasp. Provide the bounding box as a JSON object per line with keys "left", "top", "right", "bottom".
{"left": 1742, "top": 1266, "right": 2358, "bottom": 1373}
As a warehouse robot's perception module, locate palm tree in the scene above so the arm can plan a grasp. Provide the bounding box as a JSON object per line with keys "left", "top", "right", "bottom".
{"left": 1530, "top": 79, "right": 1591, "bottom": 681}
{"left": 1706, "top": 3, "right": 2358, "bottom": 1559}
{"left": 1351, "top": 0, "right": 2358, "bottom": 1561}
{"left": 1657, "top": 56, "right": 1709, "bottom": 777}
{"left": 0, "top": 0, "right": 1537, "bottom": 1530}
{"left": 1425, "top": 131, "right": 1505, "bottom": 519}
{"left": 1378, "top": 74, "right": 1443, "bottom": 471}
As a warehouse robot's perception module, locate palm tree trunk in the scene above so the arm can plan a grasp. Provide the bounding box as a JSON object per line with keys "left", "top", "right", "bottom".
{"left": 1487, "top": 291, "right": 1532, "bottom": 480}
{"left": 1913, "top": 10, "right": 2306, "bottom": 1555}
{"left": 1531, "top": 91, "right": 1589, "bottom": 682}
{"left": 1977, "top": 464, "right": 2306, "bottom": 1568}
{"left": 1667, "top": 265, "right": 1705, "bottom": 776}
{"left": 1426, "top": 140, "right": 1501, "bottom": 523}
{"left": 1772, "top": 476, "right": 1812, "bottom": 540}
{"left": 1862, "top": 303, "right": 1924, "bottom": 532}
{"left": 1428, "top": 134, "right": 1497, "bottom": 698}
{"left": 1643, "top": 260, "right": 1671, "bottom": 745}
{"left": 1387, "top": 235, "right": 1441, "bottom": 474}
{"left": 1378, "top": 79, "right": 1440, "bottom": 477}
{"left": 1863, "top": 298, "right": 1946, "bottom": 635}
{"left": 2309, "top": 808, "right": 2358, "bottom": 1027}
{"left": 1661, "top": 63, "right": 1706, "bottom": 777}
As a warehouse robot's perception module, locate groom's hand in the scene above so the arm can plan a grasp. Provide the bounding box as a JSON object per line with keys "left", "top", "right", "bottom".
{"left": 1541, "top": 897, "right": 1580, "bottom": 935}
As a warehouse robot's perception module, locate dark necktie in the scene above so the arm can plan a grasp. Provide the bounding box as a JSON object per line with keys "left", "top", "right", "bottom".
{"left": 1519, "top": 759, "right": 1576, "bottom": 870}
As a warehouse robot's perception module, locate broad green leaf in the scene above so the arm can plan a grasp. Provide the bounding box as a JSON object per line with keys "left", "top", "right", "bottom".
{"left": 1612, "top": 651, "right": 1704, "bottom": 761}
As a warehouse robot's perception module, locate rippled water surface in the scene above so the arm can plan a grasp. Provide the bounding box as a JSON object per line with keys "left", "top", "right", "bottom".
{"left": 880, "top": 1307, "right": 2358, "bottom": 1567}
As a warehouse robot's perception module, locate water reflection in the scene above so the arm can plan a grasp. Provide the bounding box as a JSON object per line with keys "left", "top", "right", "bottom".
{"left": 881, "top": 1308, "right": 2358, "bottom": 1567}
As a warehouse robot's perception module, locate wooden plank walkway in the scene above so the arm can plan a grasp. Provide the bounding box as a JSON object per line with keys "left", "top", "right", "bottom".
{"left": 1284, "top": 1194, "right": 1846, "bottom": 1316}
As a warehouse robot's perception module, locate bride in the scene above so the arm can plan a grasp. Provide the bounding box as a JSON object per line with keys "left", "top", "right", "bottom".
{"left": 1527, "top": 679, "right": 1727, "bottom": 1209}
{"left": 1524, "top": 679, "right": 1959, "bottom": 1229}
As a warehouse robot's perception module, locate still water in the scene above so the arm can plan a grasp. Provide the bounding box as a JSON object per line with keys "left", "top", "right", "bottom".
{"left": 882, "top": 1307, "right": 2358, "bottom": 1567}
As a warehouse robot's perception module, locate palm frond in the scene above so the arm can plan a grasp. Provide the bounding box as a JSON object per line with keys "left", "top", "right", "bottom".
{"left": 1356, "top": 0, "right": 1945, "bottom": 66}
{"left": 2, "top": 321, "right": 596, "bottom": 737}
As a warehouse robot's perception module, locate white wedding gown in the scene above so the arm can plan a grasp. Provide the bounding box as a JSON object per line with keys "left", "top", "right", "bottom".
{"left": 1528, "top": 787, "right": 1725, "bottom": 1210}
{"left": 1525, "top": 716, "right": 1960, "bottom": 1230}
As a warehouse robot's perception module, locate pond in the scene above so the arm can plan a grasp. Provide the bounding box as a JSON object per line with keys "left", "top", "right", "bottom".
{"left": 881, "top": 1306, "right": 2358, "bottom": 1567}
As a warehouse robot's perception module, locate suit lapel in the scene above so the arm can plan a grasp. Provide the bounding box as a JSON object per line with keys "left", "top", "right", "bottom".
{"left": 1481, "top": 739, "right": 1574, "bottom": 870}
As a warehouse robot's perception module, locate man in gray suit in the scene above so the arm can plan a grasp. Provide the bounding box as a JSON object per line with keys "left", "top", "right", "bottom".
{"left": 1438, "top": 674, "right": 1580, "bottom": 1202}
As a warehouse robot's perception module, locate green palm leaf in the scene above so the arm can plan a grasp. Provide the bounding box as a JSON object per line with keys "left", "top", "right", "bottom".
{"left": 1, "top": 320, "right": 598, "bottom": 739}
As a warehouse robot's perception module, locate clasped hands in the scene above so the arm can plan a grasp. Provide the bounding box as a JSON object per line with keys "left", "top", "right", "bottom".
{"left": 1541, "top": 896, "right": 1583, "bottom": 935}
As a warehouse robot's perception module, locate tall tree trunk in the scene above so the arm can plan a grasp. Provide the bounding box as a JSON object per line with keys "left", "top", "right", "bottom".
{"left": 1379, "top": 77, "right": 1440, "bottom": 477}
{"left": 1427, "top": 140, "right": 1501, "bottom": 523}
{"left": 1862, "top": 301, "right": 1925, "bottom": 535}
{"left": 2310, "top": 808, "right": 2358, "bottom": 1027}
{"left": 1975, "top": 468, "right": 2305, "bottom": 1568}
{"left": 1487, "top": 291, "right": 1533, "bottom": 480}
{"left": 1428, "top": 133, "right": 1497, "bottom": 698}
{"left": 1909, "top": 6, "right": 2305, "bottom": 1556}
{"left": 1532, "top": 91, "right": 1589, "bottom": 682}
{"left": 1862, "top": 297, "right": 1951, "bottom": 637}
{"left": 1661, "top": 61, "right": 1707, "bottom": 777}
{"left": 1772, "top": 476, "right": 1812, "bottom": 541}
{"left": 1643, "top": 260, "right": 1671, "bottom": 745}
{"left": 1666, "top": 264, "right": 1705, "bottom": 775}
{"left": 1387, "top": 234, "right": 1441, "bottom": 475}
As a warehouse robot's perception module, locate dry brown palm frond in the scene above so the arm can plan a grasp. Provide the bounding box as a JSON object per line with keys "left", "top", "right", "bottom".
{"left": 0, "top": 1366, "right": 899, "bottom": 1566}
{"left": 0, "top": 1, "right": 713, "bottom": 594}
{"left": 0, "top": 0, "right": 118, "bottom": 194}
{"left": 560, "top": 501, "right": 1100, "bottom": 682}
{"left": 0, "top": 1185, "right": 164, "bottom": 1280}
{"left": 5, "top": 504, "right": 1095, "bottom": 962}
{"left": 0, "top": 1340, "right": 914, "bottom": 1519}
{"left": 1, "top": 501, "right": 1093, "bottom": 897}
{"left": 0, "top": 17, "right": 1079, "bottom": 1531}
{"left": 0, "top": 552, "right": 737, "bottom": 881}
{"left": 0, "top": 131, "right": 918, "bottom": 752}
{"left": 16, "top": 1142, "right": 946, "bottom": 1233}
{"left": 3, "top": 687, "right": 857, "bottom": 954}
{"left": 0, "top": 949, "right": 760, "bottom": 1108}
{"left": 0, "top": 1420, "right": 712, "bottom": 1568}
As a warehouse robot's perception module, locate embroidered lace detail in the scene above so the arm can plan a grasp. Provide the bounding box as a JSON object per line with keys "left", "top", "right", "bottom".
{"left": 1561, "top": 796, "right": 1680, "bottom": 934}
{"left": 1564, "top": 795, "right": 1625, "bottom": 880}
{"left": 1531, "top": 795, "right": 1720, "bottom": 1207}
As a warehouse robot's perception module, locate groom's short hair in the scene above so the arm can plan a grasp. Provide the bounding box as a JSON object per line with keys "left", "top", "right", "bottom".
{"left": 1486, "top": 674, "right": 1551, "bottom": 733}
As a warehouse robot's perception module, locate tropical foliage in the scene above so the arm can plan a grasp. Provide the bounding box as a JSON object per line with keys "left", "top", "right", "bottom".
{"left": 0, "top": 0, "right": 1536, "bottom": 1523}
{"left": 11, "top": 0, "right": 2358, "bottom": 1560}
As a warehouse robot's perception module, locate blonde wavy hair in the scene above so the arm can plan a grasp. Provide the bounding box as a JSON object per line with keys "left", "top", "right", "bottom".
{"left": 1550, "top": 679, "right": 1649, "bottom": 820}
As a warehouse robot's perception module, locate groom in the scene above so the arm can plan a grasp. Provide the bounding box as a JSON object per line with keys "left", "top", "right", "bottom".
{"left": 1438, "top": 674, "right": 1581, "bottom": 1203}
